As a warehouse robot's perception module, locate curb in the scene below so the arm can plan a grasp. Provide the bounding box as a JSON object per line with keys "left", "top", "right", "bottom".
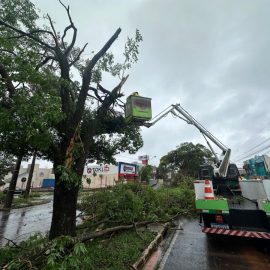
{"left": 131, "top": 222, "right": 171, "bottom": 270}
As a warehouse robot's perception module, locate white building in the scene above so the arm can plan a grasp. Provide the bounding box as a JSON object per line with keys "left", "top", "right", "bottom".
{"left": 2, "top": 163, "right": 120, "bottom": 190}
{"left": 2, "top": 164, "right": 54, "bottom": 190}
{"left": 82, "top": 163, "right": 118, "bottom": 188}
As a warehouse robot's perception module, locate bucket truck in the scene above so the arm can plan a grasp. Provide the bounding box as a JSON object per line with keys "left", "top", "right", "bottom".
{"left": 125, "top": 95, "right": 270, "bottom": 239}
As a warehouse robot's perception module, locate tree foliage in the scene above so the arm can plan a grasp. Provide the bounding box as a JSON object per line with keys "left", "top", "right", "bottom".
{"left": 0, "top": 0, "right": 63, "bottom": 156}
{"left": 0, "top": 0, "right": 144, "bottom": 237}
{"left": 0, "top": 0, "right": 63, "bottom": 207}
{"left": 0, "top": 153, "right": 15, "bottom": 183}
{"left": 158, "top": 142, "right": 213, "bottom": 180}
{"left": 139, "top": 165, "right": 153, "bottom": 182}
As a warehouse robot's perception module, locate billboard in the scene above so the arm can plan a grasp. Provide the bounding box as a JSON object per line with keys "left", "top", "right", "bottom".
{"left": 118, "top": 162, "right": 138, "bottom": 177}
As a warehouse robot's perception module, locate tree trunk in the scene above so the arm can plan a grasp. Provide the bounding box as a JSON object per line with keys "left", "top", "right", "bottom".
{"left": 24, "top": 151, "right": 37, "bottom": 198}
{"left": 49, "top": 160, "right": 84, "bottom": 239}
{"left": 4, "top": 155, "right": 23, "bottom": 209}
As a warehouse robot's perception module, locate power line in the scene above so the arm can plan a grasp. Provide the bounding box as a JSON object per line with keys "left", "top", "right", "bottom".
{"left": 234, "top": 138, "right": 270, "bottom": 159}
{"left": 234, "top": 144, "right": 270, "bottom": 163}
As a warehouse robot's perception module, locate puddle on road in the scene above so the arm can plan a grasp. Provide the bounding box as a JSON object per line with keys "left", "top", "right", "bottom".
{"left": 0, "top": 197, "right": 82, "bottom": 246}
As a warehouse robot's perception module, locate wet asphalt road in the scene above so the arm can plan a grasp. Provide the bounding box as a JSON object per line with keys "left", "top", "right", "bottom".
{"left": 159, "top": 218, "right": 270, "bottom": 270}
{"left": 2, "top": 202, "right": 270, "bottom": 269}
{"left": 0, "top": 198, "right": 53, "bottom": 246}
{"left": 0, "top": 195, "right": 83, "bottom": 246}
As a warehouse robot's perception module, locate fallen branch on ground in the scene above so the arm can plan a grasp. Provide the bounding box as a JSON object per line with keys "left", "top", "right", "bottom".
{"left": 79, "top": 220, "right": 152, "bottom": 243}
{"left": 3, "top": 220, "right": 164, "bottom": 269}
{"left": 3, "top": 237, "right": 22, "bottom": 249}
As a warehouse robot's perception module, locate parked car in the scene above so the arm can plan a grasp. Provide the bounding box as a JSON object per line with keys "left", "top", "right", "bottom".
{"left": 3, "top": 187, "right": 23, "bottom": 195}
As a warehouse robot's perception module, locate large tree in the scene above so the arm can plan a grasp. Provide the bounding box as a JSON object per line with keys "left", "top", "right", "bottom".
{"left": 0, "top": 0, "right": 62, "bottom": 208}
{"left": 0, "top": 1, "right": 143, "bottom": 238}
{"left": 158, "top": 142, "right": 213, "bottom": 179}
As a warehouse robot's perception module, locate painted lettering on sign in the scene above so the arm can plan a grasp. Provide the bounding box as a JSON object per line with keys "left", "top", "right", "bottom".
{"left": 86, "top": 164, "right": 110, "bottom": 175}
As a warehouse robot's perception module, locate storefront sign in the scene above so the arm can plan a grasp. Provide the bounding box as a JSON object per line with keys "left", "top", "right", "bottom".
{"left": 118, "top": 162, "right": 138, "bottom": 176}
{"left": 86, "top": 164, "right": 110, "bottom": 175}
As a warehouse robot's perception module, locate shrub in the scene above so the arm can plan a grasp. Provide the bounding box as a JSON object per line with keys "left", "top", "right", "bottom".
{"left": 79, "top": 182, "right": 195, "bottom": 225}
{"left": 157, "top": 186, "right": 195, "bottom": 216}
{"left": 80, "top": 183, "right": 159, "bottom": 224}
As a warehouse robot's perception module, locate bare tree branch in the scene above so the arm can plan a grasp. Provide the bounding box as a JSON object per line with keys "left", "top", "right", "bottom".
{"left": 59, "top": 0, "right": 77, "bottom": 56}
{"left": 89, "top": 87, "right": 103, "bottom": 102}
{"left": 72, "top": 27, "right": 121, "bottom": 126}
{"left": 14, "top": 82, "right": 22, "bottom": 89}
{"left": 115, "top": 100, "right": 125, "bottom": 109}
{"left": 0, "top": 49, "right": 17, "bottom": 56}
{"left": 59, "top": 0, "right": 74, "bottom": 25}
{"left": 61, "top": 25, "right": 72, "bottom": 50}
{"left": 49, "top": 59, "right": 55, "bottom": 69}
{"left": 35, "top": 56, "right": 57, "bottom": 70}
{"left": 7, "top": 29, "right": 56, "bottom": 41}
{"left": 0, "top": 19, "right": 55, "bottom": 50}
{"left": 69, "top": 43, "right": 88, "bottom": 67}
{"left": 97, "top": 84, "right": 111, "bottom": 95}
{"left": 65, "top": 27, "right": 77, "bottom": 56}
{"left": 83, "top": 28, "right": 121, "bottom": 80}
{"left": 117, "top": 99, "right": 125, "bottom": 105}
{"left": 87, "top": 93, "right": 100, "bottom": 102}
{"left": 47, "top": 14, "right": 59, "bottom": 45}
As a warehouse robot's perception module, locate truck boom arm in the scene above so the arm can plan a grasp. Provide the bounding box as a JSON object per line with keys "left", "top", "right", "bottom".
{"left": 145, "top": 103, "right": 231, "bottom": 177}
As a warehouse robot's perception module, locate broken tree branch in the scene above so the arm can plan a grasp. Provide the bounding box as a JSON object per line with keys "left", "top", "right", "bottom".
{"left": 0, "top": 19, "right": 55, "bottom": 50}
{"left": 97, "top": 84, "right": 111, "bottom": 95}
{"left": 97, "top": 75, "right": 128, "bottom": 115}
{"left": 89, "top": 86, "right": 103, "bottom": 102}
{"left": 79, "top": 221, "right": 152, "bottom": 243}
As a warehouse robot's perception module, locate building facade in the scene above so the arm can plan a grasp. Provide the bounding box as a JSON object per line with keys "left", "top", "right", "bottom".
{"left": 2, "top": 162, "right": 140, "bottom": 190}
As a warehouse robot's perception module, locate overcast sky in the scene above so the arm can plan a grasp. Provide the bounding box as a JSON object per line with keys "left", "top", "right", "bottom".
{"left": 28, "top": 0, "right": 270, "bottom": 167}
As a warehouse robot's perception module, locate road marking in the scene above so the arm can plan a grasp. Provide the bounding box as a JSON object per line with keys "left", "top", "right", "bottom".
{"left": 158, "top": 221, "right": 183, "bottom": 270}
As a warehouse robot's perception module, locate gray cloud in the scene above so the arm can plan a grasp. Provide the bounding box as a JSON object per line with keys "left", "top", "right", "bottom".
{"left": 32, "top": 0, "right": 270, "bottom": 167}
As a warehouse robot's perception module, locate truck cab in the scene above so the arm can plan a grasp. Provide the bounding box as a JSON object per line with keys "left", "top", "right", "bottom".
{"left": 199, "top": 163, "right": 241, "bottom": 197}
